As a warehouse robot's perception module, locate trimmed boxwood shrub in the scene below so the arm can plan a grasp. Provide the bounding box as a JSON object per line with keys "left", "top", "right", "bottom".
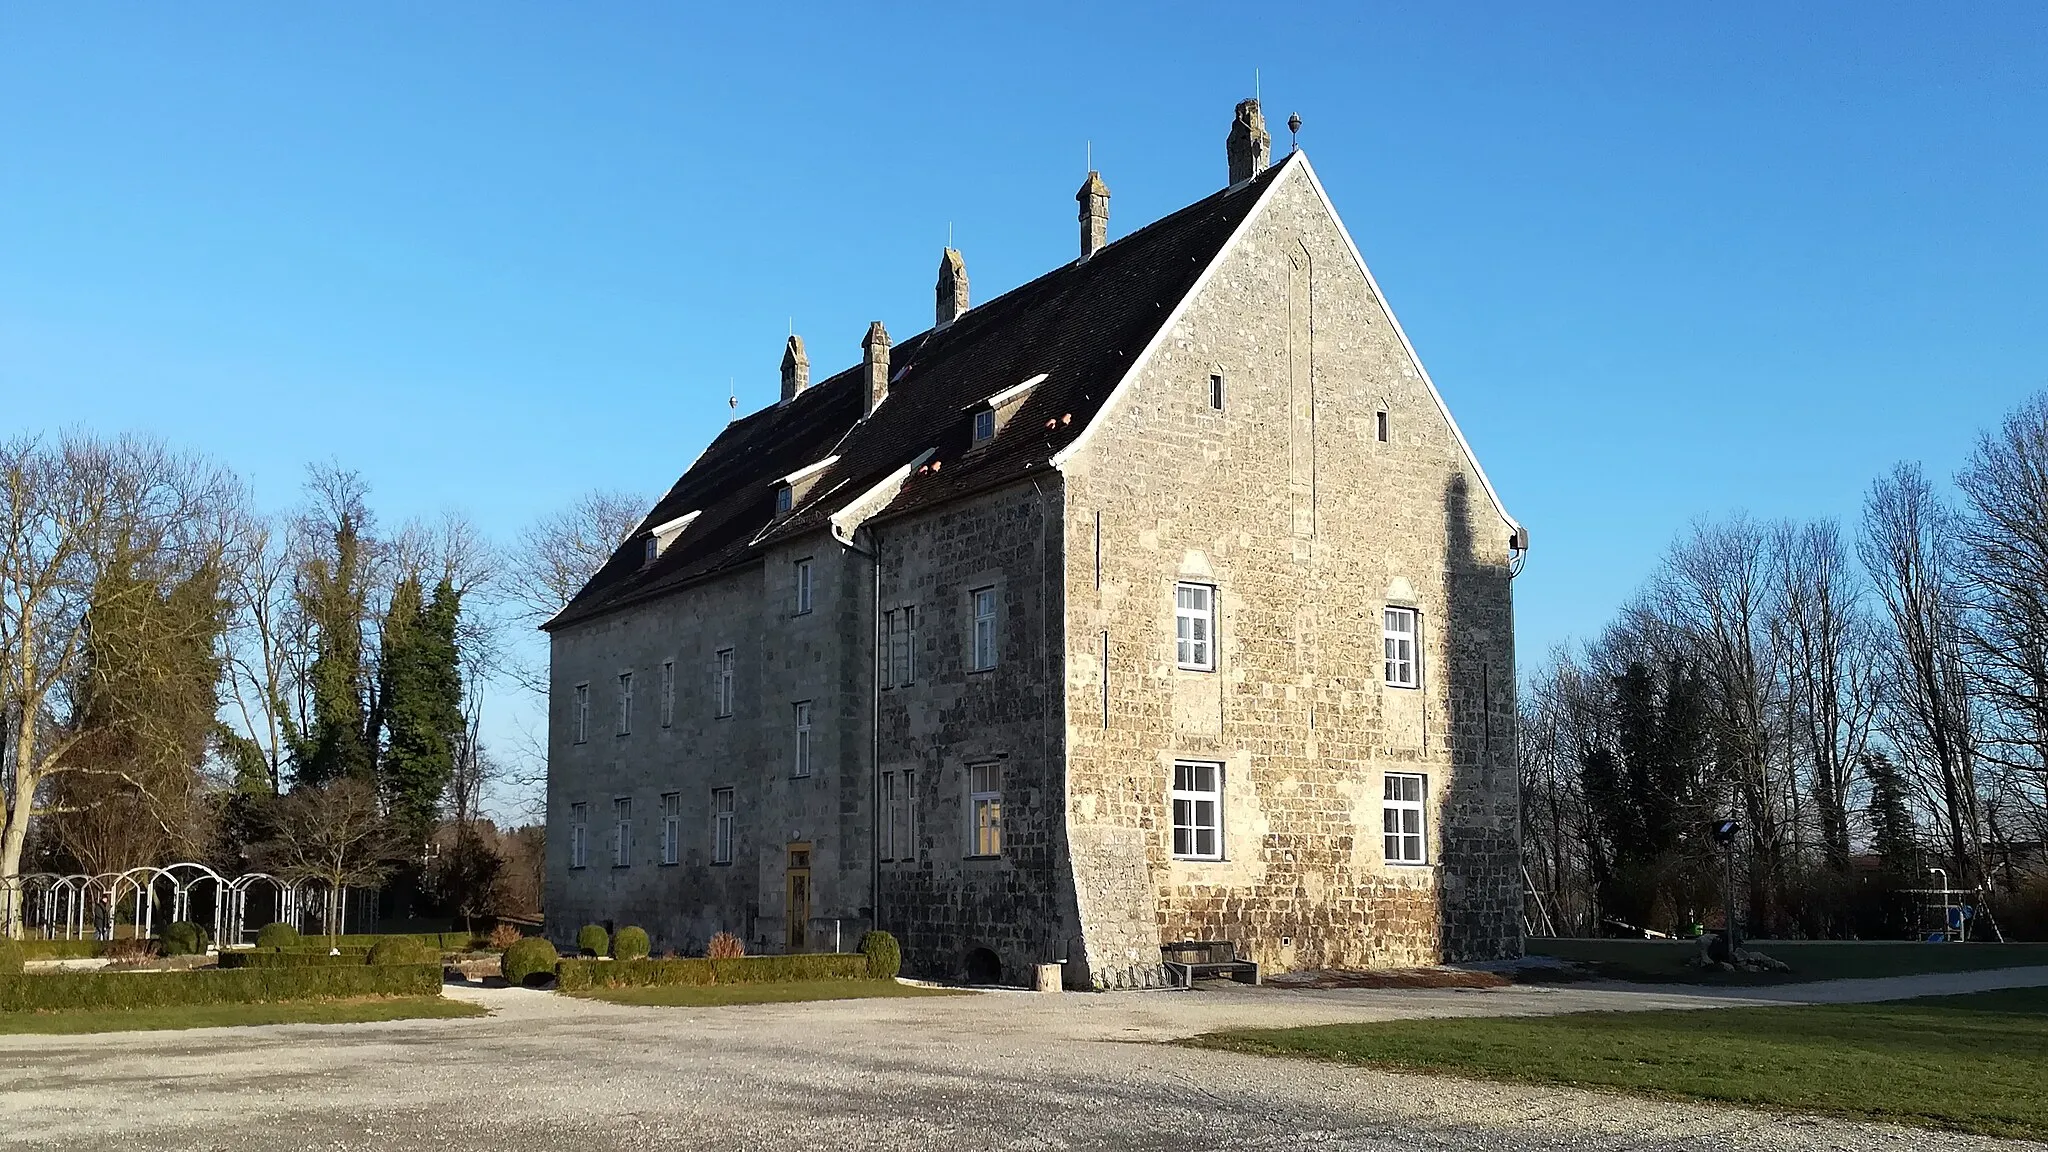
{"left": 159, "top": 921, "right": 209, "bottom": 956}
{"left": 860, "top": 931, "right": 901, "bottom": 980}
{"left": 254, "top": 922, "right": 300, "bottom": 950}
{"left": 216, "top": 950, "right": 363, "bottom": 969}
{"left": 0, "top": 964, "right": 441, "bottom": 1011}
{"left": 0, "top": 937, "right": 21, "bottom": 976}
{"left": 576, "top": 924, "right": 609, "bottom": 958}
{"left": 612, "top": 926, "right": 650, "bottom": 961}
{"left": 367, "top": 938, "right": 435, "bottom": 966}
{"left": 501, "top": 937, "right": 559, "bottom": 986}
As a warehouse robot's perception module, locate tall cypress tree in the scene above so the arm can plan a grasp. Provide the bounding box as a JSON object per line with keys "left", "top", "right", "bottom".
{"left": 379, "top": 577, "right": 464, "bottom": 843}
{"left": 294, "top": 516, "right": 374, "bottom": 788}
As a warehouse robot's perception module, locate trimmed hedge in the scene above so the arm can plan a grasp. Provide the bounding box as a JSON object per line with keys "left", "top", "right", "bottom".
{"left": 502, "top": 937, "right": 558, "bottom": 986}
{"left": 554, "top": 953, "right": 870, "bottom": 992}
{"left": 18, "top": 940, "right": 102, "bottom": 961}
{"left": 860, "top": 931, "right": 901, "bottom": 980}
{"left": 254, "top": 922, "right": 300, "bottom": 950}
{"left": 0, "top": 964, "right": 442, "bottom": 1011}
{"left": 556, "top": 957, "right": 713, "bottom": 992}
{"left": 576, "top": 924, "right": 609, "bottom": 958}
{"left": 216, "top": 950, "right": 364, "bottom": 969}
{"left": 612, "top": 926, "right": 650, "bottom": 961}
{"left": 367, "top": 938, "right": 434, "bottom": 966}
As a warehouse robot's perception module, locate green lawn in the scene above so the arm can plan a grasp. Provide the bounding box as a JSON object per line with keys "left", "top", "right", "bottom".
{"left": 1529, "top": 938, "right": 2048, "bottom": 985}
{"left": 1188, "top": 988, "right": 2048, "bottom": 1139}
{"left": 0, "top": 995, "right": 485, "bottom": 1036}
{"left": 571, "top": 979, "right": 971, "bottom": 1008}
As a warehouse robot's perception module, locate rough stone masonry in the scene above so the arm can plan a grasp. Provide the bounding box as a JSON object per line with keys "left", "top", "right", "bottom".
{"left": 543, "top": 99, "right": 1525, "bottom": 989}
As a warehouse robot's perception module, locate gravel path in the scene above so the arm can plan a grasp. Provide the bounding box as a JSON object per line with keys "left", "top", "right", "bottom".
{"left": 2, "top": 967, "right": 2043, "bottom": 1151}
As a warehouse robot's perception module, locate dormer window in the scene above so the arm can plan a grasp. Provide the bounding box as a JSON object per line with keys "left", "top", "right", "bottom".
{"left": 973, "top": 409, "right": 996, "bottom": 444}
{"left": 776, "top": 485, "right": 793, "bottom": 514}
{"left": 643, "top": 510, "right": 700, "bottom": 566}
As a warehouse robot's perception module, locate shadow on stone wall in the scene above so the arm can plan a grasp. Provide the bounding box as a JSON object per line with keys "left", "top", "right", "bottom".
{"left": 1437, "top": 471, "right": 1522, "bottom": 962}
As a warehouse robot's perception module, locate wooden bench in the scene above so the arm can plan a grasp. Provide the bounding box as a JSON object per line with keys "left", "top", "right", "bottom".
{"left": 1161, "top": 940, "right": 1260, "bottom": 987}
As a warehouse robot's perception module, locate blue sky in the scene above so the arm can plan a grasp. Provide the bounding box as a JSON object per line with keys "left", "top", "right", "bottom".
{"left": 5, "top": 3, "right": 2045, "bottom": 704}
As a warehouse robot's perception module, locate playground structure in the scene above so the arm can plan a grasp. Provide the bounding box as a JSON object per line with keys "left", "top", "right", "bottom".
{"left": 3, "top": 865, "right": 380, "bottom": 946}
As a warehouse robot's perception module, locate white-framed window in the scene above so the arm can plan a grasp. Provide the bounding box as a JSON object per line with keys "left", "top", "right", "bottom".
{"left": 660, "top": 791, "right": 681, "bottom": 865}
{"left": 643, "top": 536, "right": 659, "bottom": 566}
{"left": 568, "top": 802, "right": 588, "bottom": 869}
{"left": 1175, "top": 583, "right": 1215, "bottom": 671}
{"left": 971, "top": 587, "right": 997, "bottom": 671}
{"left": 1384, "top": 772, "right": 1427, "bottom": 864}
{"left": 1209, "top": 373, "right": 1225, "bottom": 411}
{"left": 572, "top": 684, "right": 589, "bottom": 744}
{"left": 792, "top": 701, "right": 813, "bottom": 777}
{"left": 775, "top": 485, "right": 793, "bottom": 513}
{"left": 1384, "top": 607, "right": 1419, "bottom": 688}
{"left": 659, "top": 661, "right": 675, "bottom": 728}
{"left": 887, "top": 606, "right": 917, "bottom": 687}
{"left": 711, "top": 787, "right": 734, "bottom": 865}
{"left": 968, "top": 762, "right": 1001, "bottom": 857}
{"left": 880, "top": 772, "right": 896, "bottom": 860}
{"left": 715, "top": 648, "right": 734, "bottom": 718}
{"left": 973, "top": 409, "right": 995, "bottom": 444}
{"left": 1171, "top": 760, "right": 1223, "bottom": 860}
{"left": 902, "top": 768, "right": 916, "bottom": 860}
{"left": 1376, "top": 409, "right": 1390, "bottom": 443}
{"left": 795, "top": 558, "right": 814, "bottom": 614}
{"left": 616, "top": 672, "right": 633, "bottom": 735}
{"left": 612, "top": 797, "right": 633, "bottom": 867}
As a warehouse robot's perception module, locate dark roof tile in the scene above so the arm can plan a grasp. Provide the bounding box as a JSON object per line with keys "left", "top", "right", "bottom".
{"left": 548, "top": 159, "right": 1290, "bottom": 629}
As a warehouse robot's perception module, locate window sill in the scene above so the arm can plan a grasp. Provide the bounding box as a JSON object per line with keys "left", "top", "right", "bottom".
{"left": 710, "top": 861, "right": 733, "bottom": 868}
{"left": 968, "top": 666, "right": 996, "bottom": 676}
{"left": 963, "top": 854, "right": 1003, "bottom": 862}
{"left": 657, "top": 861, "right": 678, "bottom": 868}
{"left": 1171, "top": 855, "right": 1226, "bottom": 863}
{"left": 1385, "top": 860, "right": 1431, "bottom": 868}
{"left": 1176, "top": 664, "right": 1216, "bottom": 674}
{"left": 1385, "top": 682, "right": 1422, "bottom": 691}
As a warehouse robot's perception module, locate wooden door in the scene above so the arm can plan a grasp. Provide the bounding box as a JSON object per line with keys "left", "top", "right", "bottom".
{"left": 785, "top": 844, "right": 811, "bottom": 952}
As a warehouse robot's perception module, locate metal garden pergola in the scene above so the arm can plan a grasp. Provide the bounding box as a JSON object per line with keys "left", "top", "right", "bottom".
{"left": 16, "top": 864, "right": 378, "bottom": 945}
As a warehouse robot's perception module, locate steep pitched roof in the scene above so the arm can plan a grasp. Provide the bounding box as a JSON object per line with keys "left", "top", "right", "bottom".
{"left": 547, "top": 158, "right": 1292, "bottom": 631}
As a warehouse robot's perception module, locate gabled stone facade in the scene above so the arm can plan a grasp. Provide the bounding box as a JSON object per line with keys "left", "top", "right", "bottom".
{"left": 545, "top": 105, "right": 1523, "bottom": 989}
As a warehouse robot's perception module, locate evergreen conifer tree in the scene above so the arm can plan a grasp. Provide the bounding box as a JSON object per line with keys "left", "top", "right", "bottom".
{"left": 294, "top": 515, "right": 374, "bottom": 787}
{"left": 378, "top": 577, "right": 464, "bottom": 843}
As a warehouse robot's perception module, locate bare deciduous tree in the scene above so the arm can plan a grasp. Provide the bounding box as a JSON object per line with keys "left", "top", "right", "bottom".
{"left": 1, "top": 433, "right": 239, "bottom": 937}
{"left": 1955, "top": 395, "right": 2048, "bottom": 862}
{"left": 1861, "top": 463, "right": 1982, "bottom": 882}
{"left": 252, "top": 778, "right": 405, "bottom": 948}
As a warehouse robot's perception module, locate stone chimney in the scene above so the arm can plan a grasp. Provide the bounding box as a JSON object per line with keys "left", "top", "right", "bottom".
{"left": 779, "top": 334, "right": 809, "bottom": 403}
{"left": 1227, "top": 99, "right": 1271, "bottom": 185}
{"left": 936, "top": 249, "right": 968, "bottom": 325}
{"left": 862, "top": 321, "right": 891, "bottom": 416}
{"left": 1076, "top": 171, "right": 1110, "bottom": 259}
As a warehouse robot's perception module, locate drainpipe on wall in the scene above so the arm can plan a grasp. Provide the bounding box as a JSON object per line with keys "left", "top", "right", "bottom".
{"left": 842, "top": 528, "right": 883, "bottom": 940}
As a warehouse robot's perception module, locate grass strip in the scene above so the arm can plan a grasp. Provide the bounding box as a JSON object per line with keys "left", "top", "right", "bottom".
{"left": 570, "top": 978, "right": 970, "bottom": 1008}
{"left": 0, "top": 995, "right": 484, "bottom": 1036}
{"left": 1186, "top": 987, "right": 2048, "bottom": 1139}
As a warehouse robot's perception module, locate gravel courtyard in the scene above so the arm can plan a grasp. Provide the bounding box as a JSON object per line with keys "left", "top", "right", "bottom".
{"left": 4, "top": 968, "right": 2046, "bottom": 1151}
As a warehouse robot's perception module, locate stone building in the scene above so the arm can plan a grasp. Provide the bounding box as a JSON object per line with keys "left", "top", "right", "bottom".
{"left": 543, "top": 101, "right": 1528, "bottom": 988}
